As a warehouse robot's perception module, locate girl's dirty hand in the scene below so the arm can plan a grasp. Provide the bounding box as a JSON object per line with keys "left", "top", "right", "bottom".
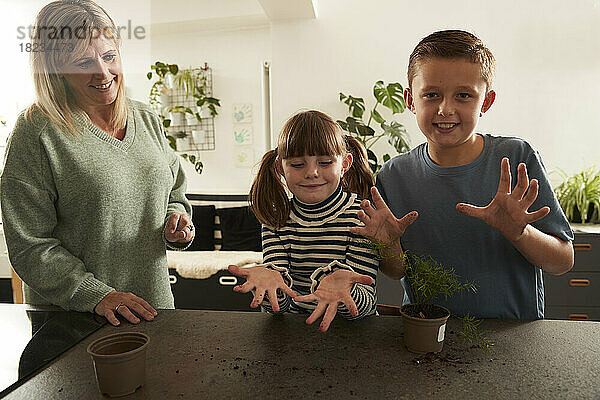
{"left": 228, "top": 265, "right": 296, "bottom": 312}
{"left": 294, "top": 269, "right": 373, "bottom": 332}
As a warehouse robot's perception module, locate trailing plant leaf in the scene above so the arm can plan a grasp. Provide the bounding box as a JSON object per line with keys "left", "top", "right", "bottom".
{"left": 148, "top": 61, "right": 221, "bottom": 174}
{"left": 457, "top": 314, "right": 495, "bottom": 351}
{"left": 166, "top": 135, "right": 176, "bottom": 150}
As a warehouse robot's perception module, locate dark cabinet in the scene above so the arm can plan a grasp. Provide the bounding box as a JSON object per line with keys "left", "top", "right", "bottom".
{"left": 168, "top": 268, "right": 260, "bottom": 312}
{"left": 545, "top": 232, "right": 600, "bottom": 321}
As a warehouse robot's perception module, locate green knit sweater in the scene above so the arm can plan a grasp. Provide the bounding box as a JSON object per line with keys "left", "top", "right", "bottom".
{"left": 0, "top": 99, "right": 191, "bottom": 312}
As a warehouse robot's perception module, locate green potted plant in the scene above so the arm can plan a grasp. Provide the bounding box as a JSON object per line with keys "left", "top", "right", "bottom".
{"left": 147, "top": 61, "right": 220, "bottom": 175}
{"left": 337, "top": 81, "right": 411, "bottom": 173}
{"left": 554, "top": 167, "right": 600, "bottom": 224}
{"left": 174, "top": 67, "right": 206, "bottom": 99}
{"left": 147, "top": 61, "right": 179, "bottom": 112}
{"left": 167, "top": 105, "right": 187, "bottom": 127}
{"left": 399, "top": 252, "right": 477, "bottom": 354}
{"left": 195, "top": 90, "right": 221, "bottom": 119}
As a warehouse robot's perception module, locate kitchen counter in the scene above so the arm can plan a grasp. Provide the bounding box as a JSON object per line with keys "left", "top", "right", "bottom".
{"left": 0, "top": 304, "right": 105, "bottom": 397}
{"left": 2, "top": 307, "right": 599, "bottom": 399}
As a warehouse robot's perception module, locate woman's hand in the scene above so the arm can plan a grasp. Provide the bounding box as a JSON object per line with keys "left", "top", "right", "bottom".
{"left": 456, "top": 158, "right": 550, "bottom": 243}
{"left": 94, "top": 290, "right": 158, "bottom": 326}
{"left": 349, "top": 186, "right": 418, "bottom": 246}
{"left": 294, "top": 270, "right": 374, "bottom": 332}
{"left": 165, "top": 212, "right": 194, "bottom": 243}
{"left": 228, "top": 265, "right": 296, "bottom": 312}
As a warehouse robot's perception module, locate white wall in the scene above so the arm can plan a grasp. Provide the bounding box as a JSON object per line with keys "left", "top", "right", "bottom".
{"left": 143, "top": 27, "right": 271, "bottom": 194}
{"left": 3, "top": 0, "right": 600, "bottom": 193}
{"left": 270, "top": 0, "right": 600, "bottom": 184}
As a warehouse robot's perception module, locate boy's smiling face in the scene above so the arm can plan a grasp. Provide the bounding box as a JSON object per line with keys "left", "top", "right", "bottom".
{"left": 405, "top": 57, "right": 495, "bottom": 165}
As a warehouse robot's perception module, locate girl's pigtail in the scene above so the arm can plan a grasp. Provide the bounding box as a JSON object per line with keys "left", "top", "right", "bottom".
{"left": 249, "top": 149, "right": 290, "bottom": 229}
{"left": 342, "top": 135, "right": 374, "bottom": 200}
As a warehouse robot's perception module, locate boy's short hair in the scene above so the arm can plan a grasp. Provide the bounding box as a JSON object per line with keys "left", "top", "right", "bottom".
{"left": 407, "top": 30, "right": 496, "bottom": 92}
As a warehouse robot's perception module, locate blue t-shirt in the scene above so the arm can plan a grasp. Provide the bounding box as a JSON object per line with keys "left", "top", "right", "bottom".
{"left": 376, "top": 134, "right": 573, "bottom": 319}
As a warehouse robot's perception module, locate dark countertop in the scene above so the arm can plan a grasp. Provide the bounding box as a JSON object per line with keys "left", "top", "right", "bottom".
{"left": 2, "top": 308, "right": 599, "bottom": 399}
{"left": 0, "top": 304, "right": 105, "bottom": 397}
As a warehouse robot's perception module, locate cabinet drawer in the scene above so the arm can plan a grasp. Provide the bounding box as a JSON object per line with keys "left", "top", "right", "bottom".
{"left": 544, "top": 272, "right": 600, "bottom": 306}
{"left": 168, "top": 268, "right": 260, "bottom": 312}
{"left": 545, "top": 305, "right": 600, "bottom": 321}
{"left": 572, "top": 234, "right": 600, "bottom": 272}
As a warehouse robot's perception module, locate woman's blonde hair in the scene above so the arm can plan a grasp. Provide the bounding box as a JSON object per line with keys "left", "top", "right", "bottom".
{"left": 25, "top": 0, "right": 127, "bottom": 135}
{"left": 250, "top": 110, "right": 373, "bottom": 229}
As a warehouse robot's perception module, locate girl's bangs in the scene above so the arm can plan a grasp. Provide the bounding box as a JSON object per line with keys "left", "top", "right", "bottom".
{"left": 280, "top": 114, "right": 345, "bottom": 158}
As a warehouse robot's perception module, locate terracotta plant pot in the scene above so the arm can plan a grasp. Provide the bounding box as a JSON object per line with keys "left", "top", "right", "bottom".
{"left": 400, "top": 304, "right": 450, "bottom": 354}
{"left": 87, "top": 332, "right": 149, "bottom": 397}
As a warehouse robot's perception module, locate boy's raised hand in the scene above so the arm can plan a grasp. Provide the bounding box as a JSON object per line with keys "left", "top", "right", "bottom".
{"left": 456, "top": 158, "right": 550, "bottom": 242}
{"left": 350, "top": 186, "right": 418, "bottom": 245}
{"left": 228, "top": 265, "right": 296, "bottom": 312}
{"left": 294, "top": 269, "right": 374, "bottom": 332}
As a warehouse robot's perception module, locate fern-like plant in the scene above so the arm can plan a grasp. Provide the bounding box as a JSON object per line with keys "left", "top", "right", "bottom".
{"left": 403, "top": 252, "right": 477, "bottom": 317}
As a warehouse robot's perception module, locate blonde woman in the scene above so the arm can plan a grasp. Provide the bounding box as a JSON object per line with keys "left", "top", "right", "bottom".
{"left": 0, "top": 0, "right": 194, "bottom": 326}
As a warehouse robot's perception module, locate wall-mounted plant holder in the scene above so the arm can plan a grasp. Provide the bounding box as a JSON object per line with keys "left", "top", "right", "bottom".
{"left": 169, "top": 111, "right": 184, "bottom": 127}
{"left": 191, "top": 130, "right": 206, "bottom": 145}
{"left": 163, "top": 66, "right": 216, "bottom": 151}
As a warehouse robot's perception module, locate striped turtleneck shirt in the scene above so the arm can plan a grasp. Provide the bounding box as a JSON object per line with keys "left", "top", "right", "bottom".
{"left": 261, "top": 184, "right": 378, "bottom": 319}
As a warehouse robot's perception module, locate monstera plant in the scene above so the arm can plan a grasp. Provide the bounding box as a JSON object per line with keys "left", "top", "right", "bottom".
{"left": 338, "top": 81, "right": 411, "bottom": 174}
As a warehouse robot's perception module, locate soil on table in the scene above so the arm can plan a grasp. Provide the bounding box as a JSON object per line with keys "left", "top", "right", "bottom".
{"left": 402, "top": 304, "right": 449, "bottom": 319}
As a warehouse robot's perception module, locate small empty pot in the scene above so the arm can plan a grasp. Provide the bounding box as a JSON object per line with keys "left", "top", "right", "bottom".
{"left": 87, "top": 332, "right": 149, "bottom": 397}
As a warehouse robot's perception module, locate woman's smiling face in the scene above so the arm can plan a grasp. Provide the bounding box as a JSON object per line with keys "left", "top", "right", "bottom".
{"left": 61, "top": 35, "right": 122, "bottom": 108}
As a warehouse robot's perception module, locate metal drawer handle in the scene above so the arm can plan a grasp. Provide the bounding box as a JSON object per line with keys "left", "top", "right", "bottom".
{"left": 169, "top": 275, "right": 177, "bottom": 284}
{"left": 573, "top": 243, "right": 592, "bottom": 251}
{"left": 219, "top": 276, "right": 238, "bottom": 286}
{"left": 568, "top": 314, "right": 589, "bottom": 321}
{"left": 569, "top": 279, "right": 590, "bottom": 287}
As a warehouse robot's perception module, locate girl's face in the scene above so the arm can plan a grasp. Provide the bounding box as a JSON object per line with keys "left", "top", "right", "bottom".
{"left": 277, "top": 153, "right": 353, "bottom": 204}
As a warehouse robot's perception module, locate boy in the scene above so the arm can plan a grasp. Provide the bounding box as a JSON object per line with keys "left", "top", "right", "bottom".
{"left": 351, "top": 30, "right": 573, "bottom": 319}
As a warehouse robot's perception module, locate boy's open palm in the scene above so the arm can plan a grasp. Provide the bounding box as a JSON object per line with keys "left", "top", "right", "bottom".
{"left": 294, "top": 269, "right": 374, "bottom": 332}
{"left": 350, "top": 186, "right": 418, "bottom": 245}
{"left": 456, "top": 158, "right": 550, "bottom": 242}
{"left": 228, "top": 265, "right": 296, "bottom": 312}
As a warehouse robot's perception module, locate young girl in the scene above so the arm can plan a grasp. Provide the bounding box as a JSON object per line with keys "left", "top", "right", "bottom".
{"left": 228, "top": 110, "right": 378, "bottom": 332}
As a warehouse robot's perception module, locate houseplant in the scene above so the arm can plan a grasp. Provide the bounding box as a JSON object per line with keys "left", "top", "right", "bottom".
{"left": 147, "top": 61, "right": 179, "bottom": 112}
{"left": 400, "top": 252, "right": 477, "bottom": 354}
{"left": 148, "top": 61, "right": 221, "bottom": 175}
{"left": 337, "top": 81, "right": 411, "bottom": 173}
{"left": 173, "top": 66, "right": 221, "bottom": 119}
{"left": 554, "top": 167, "right": 600, "bottom": 224}
{"left": 173, "top": 67, "right": 205, "bottom": 99}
